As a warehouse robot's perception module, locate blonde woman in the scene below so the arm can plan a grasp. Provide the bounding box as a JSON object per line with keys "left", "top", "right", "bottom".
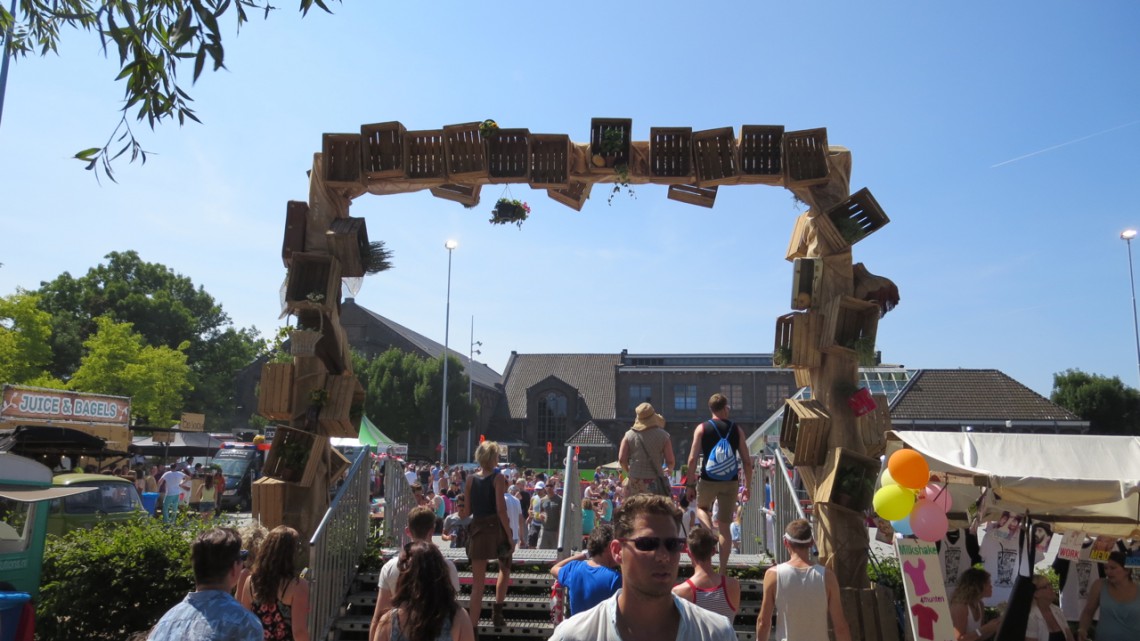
{"left": 949, "top": 568, "right": 1001, "bottom": 641}
{"left": 460, "top": 440, "right": 512, "bottom": 627}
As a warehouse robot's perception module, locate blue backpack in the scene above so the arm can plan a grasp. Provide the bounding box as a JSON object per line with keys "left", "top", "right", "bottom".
{"left": 704, "top": 420, "right": 738, "bottom": 481}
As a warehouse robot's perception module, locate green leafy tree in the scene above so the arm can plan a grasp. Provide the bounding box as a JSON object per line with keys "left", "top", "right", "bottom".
{"left": 68, "top": 315, "right": 191, "bottom": 424}
{"left": 34, "top": 251, "right": 260, "bottom": 426}
{"left": 1050, "top": 369, "right": 1140, "bottom": 436}
{"left": 0, "top": 290, "right": 54, "bottom": 383}
{"left": 2, "top": 0, "right": 342, "bottom": 180}
{"left": 360, "top": 348, "right": 474, "bottom": 456}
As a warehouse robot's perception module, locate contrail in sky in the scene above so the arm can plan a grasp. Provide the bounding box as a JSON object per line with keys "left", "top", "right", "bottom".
{"left": 990, "top": 119, "right": 1140, "bottom": 168}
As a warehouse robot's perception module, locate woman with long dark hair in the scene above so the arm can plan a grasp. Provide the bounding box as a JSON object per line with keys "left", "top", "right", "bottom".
{"left": 374, "top": 541, "right": 474, "bottom": 641}
{"left": 239, "top": 525, "right": 311, "bottom": 641}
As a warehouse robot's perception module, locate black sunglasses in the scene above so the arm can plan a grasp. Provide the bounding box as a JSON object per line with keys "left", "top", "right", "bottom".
{"left": 239, "top": 549, "right": 250, "bottom": 561}
{"left": 618, "top": 536, "right": 687, "bottom": 553}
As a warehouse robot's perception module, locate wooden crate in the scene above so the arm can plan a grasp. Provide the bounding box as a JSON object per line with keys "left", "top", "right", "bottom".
{"left": 667, "top": 184, "right": 717, "bottom": 208}
{"left": 857, "top": 393, "right": 892, "bottom": 457}
{"left": 790, "top": 257, "right": 821, "bottom": 310}
{"left": 780, "top": 399, "right": 831, "bottom": 467}
{"left": 819, "top": 295, "right": 880, "bottom": 358}
{"left": 292, "top": 369, "right": 328, "bottom": 420}
{"left": 487, "top": 128, "right": 531, "bottom": 183}
{"left": 284, "top": 253, "right": 341, "bottom": 316}
{"left": 786, "top": 211, "right": 810, "bottom": 261}
{"left": 793, "top": 367, "right": 813, "bottom": 389}
{"left": 326, "top": 217, "right": 369, "bottom": 278}
{"left": 263, "top": 425, "right": 327, "bottom": 487}
{"left": 281, "top": 201, "right": 307, "bottom": 268}
{"left": 738, "top": 125, "right": 784, "bottom": 184}
{"left": 430, "top": 183, "right": 481, "bottom": 206}
{"left": 692, "top": 127, "right": 739, "bottom": 186}
{"left": 548, "top": 181, "right": 592, "bottom": 211}
{"left": 773, "top": 312, "right": 822, "bottom": 369}
{"left": 257, "top": 363, "right": 294, "bottom": 421}
{"left": 814, "top": 187, "right": 891, "bottom": 252}
{"left": 329, "top": 445, "right": 351, "bottom": 483}
{"left": 784, "top": 128, "right": 830, "bottom": 188}
{"left": 443, "top": 122, "right": 488, "bottom": 181}
{"left": 529, "top": 134, "right": 571, "bottom": 189}
{"left": 403, "top": 129, "right": 446, "bottom": 180}
{"left": 319, "top": 373, "right": 360, "bottom": 439}
{"left": 648, "top": 127, "right": 694, "bottom": 183}
{"left": 361, "top": 121, "right": 406, "bottom": 179}
{"left": 322, "top": 133, "right": 363, "bottom": 188}
{"left": 816, "top": 447, "right": 880, "bottom": 514}
{"left": 252, "top": 476, "right": 287, "bottom": 529}
{"left": 588, "top": 118, "right": 633, "bottom": 175}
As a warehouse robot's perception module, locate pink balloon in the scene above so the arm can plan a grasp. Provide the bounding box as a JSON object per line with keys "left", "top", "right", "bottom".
{"left": 910, "top": 501, "right": 950, "bottom": 542}
{"left": 921, "top": 483, "right": 952, "bottom": 513}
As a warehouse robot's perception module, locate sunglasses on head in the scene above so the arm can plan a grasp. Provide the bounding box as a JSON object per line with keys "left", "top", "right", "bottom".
{"left": 239, "top": 549, "right": 250, "bottom": 561}
{"left": 618, "top": 536, "right": 687, "bottom": 553}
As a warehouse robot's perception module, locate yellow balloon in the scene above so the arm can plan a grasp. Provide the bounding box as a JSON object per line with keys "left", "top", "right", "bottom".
{"left": 880, "top": 468, "right": 897, "bottom": 488}
{"left": 873, "top": 484, "right": 916, "bottom": 521}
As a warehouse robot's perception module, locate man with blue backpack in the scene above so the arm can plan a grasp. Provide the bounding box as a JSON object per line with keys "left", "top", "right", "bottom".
{"left": 685, "top": 393, "right": 753, "bottom": 573}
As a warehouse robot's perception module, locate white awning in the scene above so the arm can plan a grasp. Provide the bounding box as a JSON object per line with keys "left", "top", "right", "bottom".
{"left": 885, "top": 431, "right": 1140, "bottom": 538}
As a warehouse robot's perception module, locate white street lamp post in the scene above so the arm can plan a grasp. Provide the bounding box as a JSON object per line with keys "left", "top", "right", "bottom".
{"left": 441, "top": 240, "right": 458, "bottom": 464}
{"left": 468, "top": 316, "right": 481, "bottom": 461}
{"left": 1122, "top": 230, "right": 1140, "bottom": 387}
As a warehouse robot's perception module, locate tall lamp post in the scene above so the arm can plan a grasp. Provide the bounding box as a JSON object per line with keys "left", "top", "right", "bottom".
{"left": 468, "top": 316, "right": 482, "bottom": 461}
{"left": 440, "top": 240, "right": 458, "bottom": 465}
{"left": 1122, "top": 229, "right": 1140, "bottom": 387}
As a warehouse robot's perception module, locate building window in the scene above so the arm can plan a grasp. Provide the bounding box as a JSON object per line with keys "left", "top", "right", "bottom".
{"left": 766, "top": 384, "right": 792, "bottom": 410}
{"left": 629, "top": 384, "right": 652, "bottom": 411}
{"left": 719, "top": 384, "right": 744, "bottom": 411}
{"left": 537, "top": 391, "right": 567, "bottom": 449}
{"left": 673, "top": 384, "right": 698, "bottom": 411}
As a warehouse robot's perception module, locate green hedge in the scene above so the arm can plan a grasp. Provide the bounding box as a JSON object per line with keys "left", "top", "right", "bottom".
{"left": 37, "top": 514, "right": 211, "bottom": 641}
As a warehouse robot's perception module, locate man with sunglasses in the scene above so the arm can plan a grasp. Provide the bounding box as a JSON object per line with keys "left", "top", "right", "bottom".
{"left": 550, "top": 494, "right": 735, "bottom": 641}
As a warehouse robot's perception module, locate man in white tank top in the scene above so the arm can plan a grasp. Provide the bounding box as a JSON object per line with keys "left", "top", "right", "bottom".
{"left": 755, "top": 519, "right": 852, "bottom": 641}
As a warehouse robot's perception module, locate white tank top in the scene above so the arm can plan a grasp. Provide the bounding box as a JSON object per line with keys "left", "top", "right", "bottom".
{"left": 774, "top": 563, "right": 830, "bottom": 641}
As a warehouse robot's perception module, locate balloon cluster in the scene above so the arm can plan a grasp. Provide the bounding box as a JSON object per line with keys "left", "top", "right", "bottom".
{"left": 872, "top": 449, "right": 951, "bottom": 542}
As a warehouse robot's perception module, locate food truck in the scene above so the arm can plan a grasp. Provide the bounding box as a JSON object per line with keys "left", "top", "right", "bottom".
{"left": 0, "top": 385, "right": 132, "bottom": 469}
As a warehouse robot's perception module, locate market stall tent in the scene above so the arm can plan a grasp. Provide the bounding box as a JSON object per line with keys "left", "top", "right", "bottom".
{"left": 885, "top": 430, "right": 1140, "bottom": 538}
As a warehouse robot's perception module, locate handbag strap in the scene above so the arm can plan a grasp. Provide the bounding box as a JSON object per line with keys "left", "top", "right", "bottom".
{"left": 634, "top": 431, "right": 669, "bottom": 486}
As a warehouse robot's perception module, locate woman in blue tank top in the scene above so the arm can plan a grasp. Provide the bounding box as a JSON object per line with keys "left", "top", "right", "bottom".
{"left": 1079, "top": 551, "right": 1140, "bottom": 641}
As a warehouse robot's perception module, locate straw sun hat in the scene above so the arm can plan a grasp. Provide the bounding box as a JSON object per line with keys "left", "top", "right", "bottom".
{"left": 632, "top": 402, "right": 665, "bottom": 431}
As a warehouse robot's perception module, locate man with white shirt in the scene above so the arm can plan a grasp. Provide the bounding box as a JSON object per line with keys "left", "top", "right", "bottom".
{"left": 505, "top": 484, "right": 525, "bottom": 550}
{"left": 369, "top": 506, "right": 460, "bottom": 641}
{"left": 158, "top": 464, "right": 189, "bottom": 524}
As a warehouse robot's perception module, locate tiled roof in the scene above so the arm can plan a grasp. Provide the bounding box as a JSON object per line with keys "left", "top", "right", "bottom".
{"left": 345, "top": 300, "right": 502, "bottom": 390}
{"left": 501, "top": 353, "right": 621, "bottom": 420}
{"left": 566, "top": 421, "right": 615, "bottom": 448}
{"left": 890, "top": 369, "right": 1082, "bottom": 422}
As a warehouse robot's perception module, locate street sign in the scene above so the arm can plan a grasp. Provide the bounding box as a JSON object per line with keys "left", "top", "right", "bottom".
{"left": 180, "top": 413, "right": 205, "bottom": 432}
{"left": 152, "top": 431, "right": 175, "bottom": 444}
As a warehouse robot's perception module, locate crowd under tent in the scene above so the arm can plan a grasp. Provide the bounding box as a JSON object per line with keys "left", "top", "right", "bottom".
{"left": 885, "top": 430, "right": 1140, "bottom": 538}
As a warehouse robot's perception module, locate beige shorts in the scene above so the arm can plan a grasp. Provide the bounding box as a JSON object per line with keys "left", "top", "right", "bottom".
{"left": 696, "top": 478, "right": 738, "bottom": 522}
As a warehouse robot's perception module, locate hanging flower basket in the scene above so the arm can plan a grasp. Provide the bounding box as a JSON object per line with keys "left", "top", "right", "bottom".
{"left": 490, "top": 198, "right": 530, "bottom": 228}
{"left": 847, "top": 386, "right": 878, "bottom": 417}
{"left": 288, "top": 312, "right": 324, "bottom": 357}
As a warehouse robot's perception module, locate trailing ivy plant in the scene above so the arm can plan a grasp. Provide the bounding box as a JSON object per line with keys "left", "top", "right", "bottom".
{"left": 608, "top": 163, "right": 636, "bottom": 206}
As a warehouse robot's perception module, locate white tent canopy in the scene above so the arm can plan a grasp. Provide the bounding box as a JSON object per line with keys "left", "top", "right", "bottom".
{"left": 885, "top": 430, "right": 1140, "bottom": 538}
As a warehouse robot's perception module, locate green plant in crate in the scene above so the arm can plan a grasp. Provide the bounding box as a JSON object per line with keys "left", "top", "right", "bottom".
{"left": 479, "top": 119, "right": 499, "bottom": 138}
{"left": 608, "top": 163, "right": 636, "bottom": 206}
{"left": 773, "top": 345, "right": 793, "bottom": 368}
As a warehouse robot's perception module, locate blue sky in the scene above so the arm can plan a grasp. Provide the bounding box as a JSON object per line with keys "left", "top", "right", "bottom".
{"left": 2, "top": 2, "right": 1139, "bottom": 398}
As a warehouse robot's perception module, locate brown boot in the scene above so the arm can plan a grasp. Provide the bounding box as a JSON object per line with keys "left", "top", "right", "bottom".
{"left": 492, "top": 602, "right": 506, "bottom": 627}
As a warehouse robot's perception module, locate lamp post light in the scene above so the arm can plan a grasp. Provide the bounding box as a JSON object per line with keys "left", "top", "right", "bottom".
{"left": 1121, "top": 229, "right": 1140, "bottom": 387}
{"left": 440, "top": 240, "right": 458, "bottom": 465}
{"left": 468, "top": 316, "right": 482, "bottom": 461}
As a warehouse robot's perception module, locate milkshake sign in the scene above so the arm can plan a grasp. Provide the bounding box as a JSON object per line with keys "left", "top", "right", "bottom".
{"left": 2, "top": 385, "right": 131, "bottom": 426}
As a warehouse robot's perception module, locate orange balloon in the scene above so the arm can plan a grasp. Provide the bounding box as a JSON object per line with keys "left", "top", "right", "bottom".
{"left": 888, "top": 449, "right": 930, "bottom": 490}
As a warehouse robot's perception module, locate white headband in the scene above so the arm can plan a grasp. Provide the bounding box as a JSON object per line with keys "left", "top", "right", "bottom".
{"left": 784, "top": 532, "right": 813, "bottom": 545}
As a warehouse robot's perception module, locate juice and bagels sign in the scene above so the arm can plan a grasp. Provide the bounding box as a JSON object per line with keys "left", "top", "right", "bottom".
{"left": 1, "top": 385, "right": 131, "bottom": 426}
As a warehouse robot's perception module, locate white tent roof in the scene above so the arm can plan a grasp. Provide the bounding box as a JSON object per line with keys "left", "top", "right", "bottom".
{"left": 885, "top": 430, "right": 1140, "bottom": 538}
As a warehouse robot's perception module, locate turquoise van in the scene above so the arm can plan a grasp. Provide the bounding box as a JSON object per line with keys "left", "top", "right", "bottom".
{"left": 45, "top": 474, "right": 144, "bottom": 537}
{"left": 0, "top": 453, "right": 95, "bottom": 597}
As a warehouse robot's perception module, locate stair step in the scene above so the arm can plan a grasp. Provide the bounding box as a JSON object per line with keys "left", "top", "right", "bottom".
{"left": 458, "top": 571, "right": 554, "bottom": 588}
{"left": 346, "top": 591, "right": 554, "bottom": 612}
{"left": 475, "top": 617, "right": 555, "bottom": 637}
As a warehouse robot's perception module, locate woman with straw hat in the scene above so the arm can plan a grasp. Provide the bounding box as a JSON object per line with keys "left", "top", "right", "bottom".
{"left": 618, "top": 402, "right": 675, "bottom": 498}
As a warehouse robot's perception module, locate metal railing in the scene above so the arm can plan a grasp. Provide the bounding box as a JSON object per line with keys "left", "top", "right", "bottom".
{"left": 740, "top": 455, "right": 765, "bottom": 554}
{"left": 771, "top": 450, "right": 808, "bottom": 563}
{"left": 380, "top": 457, "right": 414, "bottom": 548}
{"left": 308, "top": 447, "right": 372, "bottom": 641}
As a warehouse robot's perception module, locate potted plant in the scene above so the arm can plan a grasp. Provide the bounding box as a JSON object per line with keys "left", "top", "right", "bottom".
{"left": 846, "top": 335, "right": 877, "bottom": 366}
{"left": 360, "top": 240, "right": 394, "bottom": 275}
{"left": 287, "top": 311, "right": 323, "bottom": 357}
{"left": 772, "top": 345, "right": 793, "bottom": 368}
{"left": 490, "top": 198, "right": 531, "bottom": 228}
{"left": 479, "top": 119, "right": 499, "bottom": 138}
{"left": 607, "top": 163, "right": 636, "bottom": 206}
{"left": 594, "top": 127, "right": 625, "bottom": 168}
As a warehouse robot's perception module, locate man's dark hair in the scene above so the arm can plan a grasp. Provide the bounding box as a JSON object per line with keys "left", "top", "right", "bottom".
{"left": 587, "top": 524, "right": 615, "bottom": 556}
{"left": 784, "top": 518, "right": 813, "bottom": 550}
{"left": 686, "top": 526, "right": 717, "bottom": 561}
{"left": 191, "top": 527, "right": 242, "bottom": 585}
{"left": 407, "top": 506, "right": 436, "bottom": 539}
{"left": 709, "top": 393, "right": 728, "bottom": 413}
{"left": 613, "top": 494, "right": 681, "bottom": 539}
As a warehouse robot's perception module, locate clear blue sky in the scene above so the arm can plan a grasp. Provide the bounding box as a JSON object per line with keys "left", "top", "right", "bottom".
{"left": 2, "top": 2, "right": 1139, "bottom": 398}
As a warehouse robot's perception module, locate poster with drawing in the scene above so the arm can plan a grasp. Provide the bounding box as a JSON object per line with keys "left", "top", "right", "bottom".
{"left": 896, "top": 537, "right": 955, "bottom": 641}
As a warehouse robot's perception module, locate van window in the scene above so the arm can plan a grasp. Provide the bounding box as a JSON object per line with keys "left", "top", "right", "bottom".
{"left": 0, "top": 495, "right": 33, "bottom": 552}
{"left": 61, "top": 482, "right": 141, "bottom": 515}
